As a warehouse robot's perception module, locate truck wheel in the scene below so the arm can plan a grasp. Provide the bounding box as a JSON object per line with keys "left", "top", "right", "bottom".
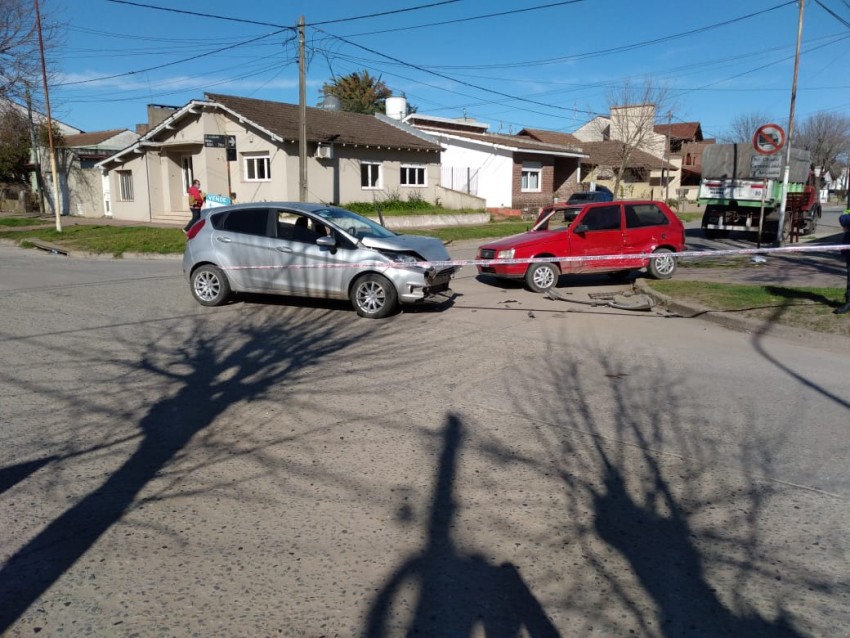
{"left": 648, "top": 248, "right": 677, "bottom": 279}
{"left": 807, "top": 212, "right": 818, "bottom": 234}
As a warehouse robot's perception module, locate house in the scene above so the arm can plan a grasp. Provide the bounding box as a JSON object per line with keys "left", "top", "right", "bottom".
{"left": 571, "top": 106, "right": 711, "bottom": 202}
{"left": 405, "top": 114, "right": 587, "bottom": 213}
{"left": 97, "top": 93, "right": 443, "bottom": 225}
{"left": 1, "top": 97, "right": 84, "bottom": 213}
{"left": 58, "top": 129, "right": 139, "bottom": 217}
{"left": 517, "top": 129, "right": 660, "bottom": 200}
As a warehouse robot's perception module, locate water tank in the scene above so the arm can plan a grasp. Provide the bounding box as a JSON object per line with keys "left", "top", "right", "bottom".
{"left": 319, "top": 94, "right": 341, "bottom": 111}
{"left": 385, "top": 96, "right": 408, "bottom": 121}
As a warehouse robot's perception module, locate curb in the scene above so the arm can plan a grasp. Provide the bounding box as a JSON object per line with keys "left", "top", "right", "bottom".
{"left": 634, "top": 278, "right": 849, "bottom": 344}
{"left": 635, "top": 279, "right": 762, "bottom": 334}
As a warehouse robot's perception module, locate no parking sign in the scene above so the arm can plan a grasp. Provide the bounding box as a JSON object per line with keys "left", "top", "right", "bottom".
{"left": 752, "top": 123, "right": 785, "bottom": 156}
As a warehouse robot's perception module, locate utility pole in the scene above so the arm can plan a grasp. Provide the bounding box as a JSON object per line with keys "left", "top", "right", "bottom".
{"left": 777, "top": 0, "right": 805, "bottom": 244}
{"left": 298, "top": 16, "right": 307, "bottom": 202}
{"left": 34, "top": 0, "right": 62, "bottom": 232}
{"left": 663, "top": 111, "right": 672, "bottom": 202}
{"left": 25, "top": 86, "right": 46, "bottom": 215}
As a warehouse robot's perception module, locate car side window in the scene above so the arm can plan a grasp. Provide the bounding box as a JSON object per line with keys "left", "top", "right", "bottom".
{"left": 277, "top": 211, "right": 325, "bottom": 244}
{"left": 580, "top": 205, "right": 621, "bottom": 231}
{"left": 625, "top": 204, "right": 670, "bottom": 228}
{"left": 219, "top": 208, "right": 271, "bottom": 236}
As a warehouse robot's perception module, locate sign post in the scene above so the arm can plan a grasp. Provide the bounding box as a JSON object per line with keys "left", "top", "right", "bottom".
{"left": 752, "top": 123, "right": 786, "bottom": 245}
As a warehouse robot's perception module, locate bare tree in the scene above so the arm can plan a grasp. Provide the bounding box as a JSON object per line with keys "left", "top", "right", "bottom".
{"left": 0, "top": 0, "right": 61, "bottom": 106}
{"left": 794, "top": 111, "right": 850, "bottom": 185}
{"left": 601, "top": 80, "right": 670, "bottom": 197}
{"left": 723, "top": 111, "right": 774, "bottom": 143}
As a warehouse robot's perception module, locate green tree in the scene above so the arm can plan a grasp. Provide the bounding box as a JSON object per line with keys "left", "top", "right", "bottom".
{"left": 321, "top": 70, "right": 392, "bottom": 115}
{"left": 0, "top": 106, "right": 31, "bottom": 185}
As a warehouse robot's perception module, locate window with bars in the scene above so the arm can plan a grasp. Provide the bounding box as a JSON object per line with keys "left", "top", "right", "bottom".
{"left": 118, "top": 171, "right": 134, "bottom": 201}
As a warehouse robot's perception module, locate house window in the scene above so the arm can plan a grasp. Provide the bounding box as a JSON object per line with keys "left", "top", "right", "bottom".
{"left": 521, "top": 161, "right": 542, "bottom": 192}
{"left": 400, "top": 164, "right": 426, "bottom": 187}
{"left": 118, "top": 171, "right": 134, "bottom": 201}
{"left": 361, "top": 162, "right": 382, "bottom": 189}
{"left": 244, "top": 154, "right": 270, "bottom": 181}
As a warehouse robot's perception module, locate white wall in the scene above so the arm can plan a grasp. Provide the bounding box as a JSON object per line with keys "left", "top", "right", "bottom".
{"left": 437, "top": 136, "right": 514, "bottom": 208}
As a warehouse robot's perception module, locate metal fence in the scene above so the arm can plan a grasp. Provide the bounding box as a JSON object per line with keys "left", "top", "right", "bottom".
{"left": 441, "top": 166, "right": 479, "bottom": 195}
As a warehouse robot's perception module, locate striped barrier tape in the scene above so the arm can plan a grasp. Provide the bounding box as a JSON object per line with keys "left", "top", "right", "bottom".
{"left": 220, "top": 243, "right": 850, "bottom": 271}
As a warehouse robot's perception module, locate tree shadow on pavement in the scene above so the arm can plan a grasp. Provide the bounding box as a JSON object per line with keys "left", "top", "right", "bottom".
{"left": 365, "top": 414, "right": 560, "bottom": 637}
{"left": 0, "top": 309, "right": 362, "bottom": 632}
{"left": 477, "top": 342, "right": 845, "bottom": 635}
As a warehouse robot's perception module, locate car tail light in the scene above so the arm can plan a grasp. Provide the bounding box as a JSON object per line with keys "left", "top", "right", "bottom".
{"left": 186, "top": 219, "right": 205, "bottom": 240}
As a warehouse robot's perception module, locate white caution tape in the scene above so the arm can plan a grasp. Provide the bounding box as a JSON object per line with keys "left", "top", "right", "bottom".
{"left": 220, "top": 243, "right": 850, "bottom": 272}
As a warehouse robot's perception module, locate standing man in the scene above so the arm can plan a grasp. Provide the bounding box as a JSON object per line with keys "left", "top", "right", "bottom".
{"left": 835, "top": 211, "right": 850, "bottom": 315}
{"left": 184, "top": 179, "right": 205, "bottom": 233}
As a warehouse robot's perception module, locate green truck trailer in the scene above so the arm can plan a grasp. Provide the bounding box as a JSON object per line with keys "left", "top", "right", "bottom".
{"left": 698, "top": 143, "right": 820, "bottom": 241}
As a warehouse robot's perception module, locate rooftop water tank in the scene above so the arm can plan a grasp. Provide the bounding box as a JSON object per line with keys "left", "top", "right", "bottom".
{"left": 385, "top": 96, "right": 408, "bottom": 121}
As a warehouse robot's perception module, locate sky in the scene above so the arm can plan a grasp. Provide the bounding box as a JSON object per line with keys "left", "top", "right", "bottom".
{"left": 44, "top": 0, "right": 850, "bottom": 142}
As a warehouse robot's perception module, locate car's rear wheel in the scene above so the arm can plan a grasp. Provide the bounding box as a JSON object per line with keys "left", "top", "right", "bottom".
{"left": 350, "top": 273, "right": 398, "bottom": 318}
{"left": 647, "top": 248, "right": 677, "bottom": 279}
{"left": 191, "top": 264, "right": 231, "bottom": 306}
{"left": 525, "top": 261, "right": 559, "bottom": 293}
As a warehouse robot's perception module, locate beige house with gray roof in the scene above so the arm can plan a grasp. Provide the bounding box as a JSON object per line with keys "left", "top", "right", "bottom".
{"left": 98, "top": 93, "right": 443, "bottom": 225}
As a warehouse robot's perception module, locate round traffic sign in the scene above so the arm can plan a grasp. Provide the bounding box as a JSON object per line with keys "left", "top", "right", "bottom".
{"left": 752, "top": 123, "right": 785, "bottom": 156}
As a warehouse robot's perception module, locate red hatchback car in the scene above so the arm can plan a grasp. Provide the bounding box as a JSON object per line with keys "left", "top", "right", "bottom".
{"left": 477, "top": 200, "right": 686, "bottom": 292}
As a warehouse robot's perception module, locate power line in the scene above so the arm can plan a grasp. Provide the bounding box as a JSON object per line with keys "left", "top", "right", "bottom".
{"left": 104, "top": 0, "right": 466, "bottom": 28}
{"left": 340, "top": 0, "right": 587, "bottom": 37}
{"left": 56, "top": 28, "right": 293, "bottom": 86}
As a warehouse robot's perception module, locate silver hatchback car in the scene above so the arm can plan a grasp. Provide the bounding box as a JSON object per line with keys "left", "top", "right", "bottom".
{"left": 182, "top": 202, "right": 458, "bottom": 318}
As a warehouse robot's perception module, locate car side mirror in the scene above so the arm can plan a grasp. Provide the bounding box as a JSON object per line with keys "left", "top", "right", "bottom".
{"left": 573, "top": 223, "right": 589, "bottom": 234}
{"left": 316, "top": 235, "right": 336, "bottom": 247}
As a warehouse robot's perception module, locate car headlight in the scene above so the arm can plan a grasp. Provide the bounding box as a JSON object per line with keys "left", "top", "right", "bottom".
{"left": 496, "top": 248, "right": 515, "bottom": 259}
{"left": 384, "top": 252, "right": 420, "bottom": 264}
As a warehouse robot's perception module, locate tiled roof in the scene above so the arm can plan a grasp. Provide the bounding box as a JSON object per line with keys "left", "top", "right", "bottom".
{"left": 654, "top": 121, "right": 703, "bottom": 141}
{"left": 206, "top": 93, "right": 441, "bottom": 152}
{"left": 62, "top": 130, "right": 128, "bottom": 148}
{"left": 578, "top": 141, "right": 662, "bottom": 169}
{"left": 515, "top": 128, "right": 583, "bottom": 147}
{"left": 413, "top": 124, "right": 585, "bottom": 156}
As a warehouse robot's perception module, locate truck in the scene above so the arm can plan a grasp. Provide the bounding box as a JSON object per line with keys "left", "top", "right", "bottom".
{"left": 698, "top": 143, "right": 820, "bottom": 242}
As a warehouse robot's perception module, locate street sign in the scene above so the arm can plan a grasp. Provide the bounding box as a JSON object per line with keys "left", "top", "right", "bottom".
{"left": 750, "top": 154, "right": 782, "bottom": 179}
{"left": 204, "top": 134, "right": 227, "bottom": 148}
{"left": 752, "top": 123, "right": 785, "bottom": 156}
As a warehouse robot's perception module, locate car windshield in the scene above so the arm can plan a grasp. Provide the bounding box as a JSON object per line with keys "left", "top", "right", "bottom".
{"left": 313, "top": 207, "right": 396, "bottom": 240}
{"left": 533, "top": 207, "right": 581, "bottom": 231}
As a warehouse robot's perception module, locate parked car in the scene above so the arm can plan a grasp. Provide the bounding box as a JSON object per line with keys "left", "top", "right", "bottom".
{"left": 183, "top": 202, "right": 458, "bottom": 318}
{"left": 566, "top": 186, "right": 614, "bottom": 204}
{"left": 476, "top": 200, "right": 685, "bottom": 292}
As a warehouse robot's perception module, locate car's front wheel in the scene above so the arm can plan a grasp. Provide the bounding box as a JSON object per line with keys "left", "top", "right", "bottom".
{"left": 191, "top": 264, "right": 231, "bottom": 306}
{"left": 350, "top": 273, "right": 398, "bottom": 318}
{"left": 525, "top": 261, "right": 559, "bottom": 293}
{"left": 647, "top": 248, "right": 677, "bottom": 279}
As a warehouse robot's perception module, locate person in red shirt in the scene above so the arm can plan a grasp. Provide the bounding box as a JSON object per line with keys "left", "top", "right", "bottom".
{"left": 184, "top": 179, "right": 205, "bottom": 232}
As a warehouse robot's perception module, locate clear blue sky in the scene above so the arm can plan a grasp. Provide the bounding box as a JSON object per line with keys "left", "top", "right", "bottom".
{"left": 50, "top": 0, "right": 850, "bottom": 141}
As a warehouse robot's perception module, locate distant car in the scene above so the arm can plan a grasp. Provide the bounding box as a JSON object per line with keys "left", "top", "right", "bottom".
{"left": 566, "top": 186, "right": 614, "bottom": 204}
{"left": 183, "top": 202, "right": 458, "bottom": 318}
{"left": 476, "top": 200, "right": 685, "bottom": 292}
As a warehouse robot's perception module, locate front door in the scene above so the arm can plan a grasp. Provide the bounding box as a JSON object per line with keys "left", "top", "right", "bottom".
{"left": 567, "top": 204, "right": 628, "bottom": 273}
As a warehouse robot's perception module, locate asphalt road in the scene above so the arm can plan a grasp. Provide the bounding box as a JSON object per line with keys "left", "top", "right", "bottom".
{"left": 1, "top": 243, "right": 849, "bottom": 636}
